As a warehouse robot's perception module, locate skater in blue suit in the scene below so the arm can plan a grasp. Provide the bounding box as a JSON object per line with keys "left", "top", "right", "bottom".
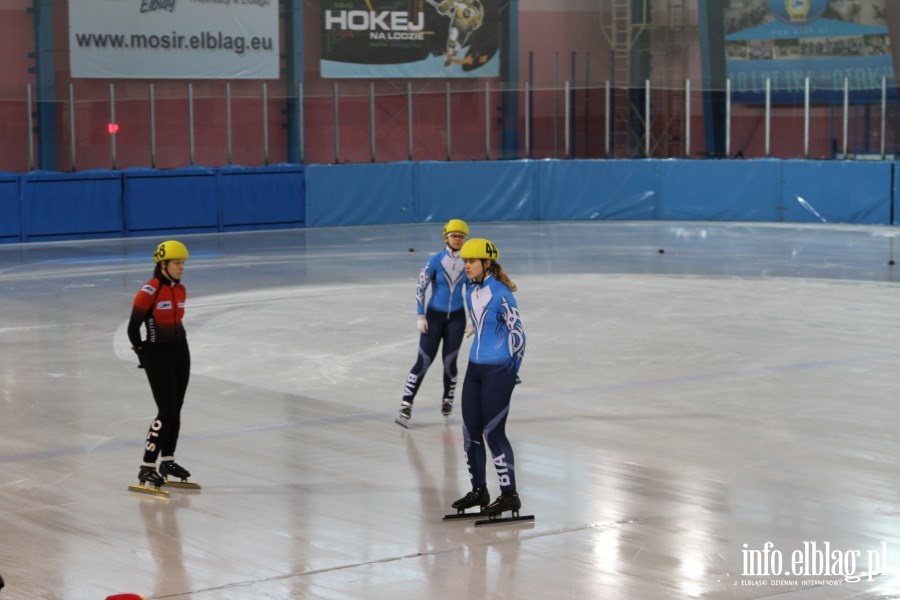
{"left": 452, "top": 238, "right": 526, "bottom": 516}
{"left": 396, "top": 219, "right": 470, "bottom": 428}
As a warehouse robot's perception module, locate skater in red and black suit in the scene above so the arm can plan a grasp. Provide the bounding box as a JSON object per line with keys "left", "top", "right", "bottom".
{"left": 127, "top": 240, "right": 193, "bottom": 489}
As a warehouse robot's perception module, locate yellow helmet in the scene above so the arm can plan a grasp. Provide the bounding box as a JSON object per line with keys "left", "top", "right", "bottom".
{"left": 153, "top": 240, "right": 189, "bottom": 263}
{"left": 460, "top": 238, "right": 499, "bottom": 261}
{"left": 442, "top": 219, "right": 469, "bottom": 237}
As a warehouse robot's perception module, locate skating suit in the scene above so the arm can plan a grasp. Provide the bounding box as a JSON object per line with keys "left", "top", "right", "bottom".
{"left": 403, "top": 247, "right": 467, "bottom": 403}
{"left": 461, "top": 274, "right": 525, "bottom": 494}
{"left": 127, "top": 276, "right": 191, "bottom": 465}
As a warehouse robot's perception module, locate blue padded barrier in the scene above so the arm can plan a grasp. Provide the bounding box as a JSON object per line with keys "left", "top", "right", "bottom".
{"left": 123, "top": 167, "right": 218, "bottom": 235}
{"left": 0, "top": 173, "right": 19, "bottom": 241}
{"left": 22, "top": 170, "right": 123, "bottom": 241}
{"left": 218, "top": 164, "right": 305, "bottom": 231}
{"left": 894, "top": 162, "right": 900, "bottom": 226}
{"left": 657, "top": 159, "right": 783, "bottom": 222}
{"left": 4, "top": 160, "right": 898, "bottom": 245}
{"left": 779, "top": 160, "right": 891, "bottom": 225}
{"left": 305, "top": 162, "right": 416, "bottom": 227}
{"left": 415, "top": 160, "right": 538, "bottom": 223}
{"left": 536, "top": 159, "right": 658, "bottom": 220}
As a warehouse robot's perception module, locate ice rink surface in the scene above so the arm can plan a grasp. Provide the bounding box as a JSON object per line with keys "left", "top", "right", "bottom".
{"left": 2, "top": 220, "right": 900, "bottom": 599}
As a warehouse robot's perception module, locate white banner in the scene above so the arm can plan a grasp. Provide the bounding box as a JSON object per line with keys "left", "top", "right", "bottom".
{"left": 69, "top": 0, "right": 279, "bottom": 79}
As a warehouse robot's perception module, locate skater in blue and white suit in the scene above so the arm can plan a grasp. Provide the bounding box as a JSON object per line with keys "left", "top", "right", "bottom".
{"left": 395, "top": 219, "right": 470, "bottom": 428}
{"left": 452, "top": 237, "right": 526, "bottom": 516}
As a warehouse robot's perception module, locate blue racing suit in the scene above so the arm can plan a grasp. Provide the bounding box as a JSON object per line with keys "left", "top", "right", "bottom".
{"left": 402, "top": 246, "right": 467, "bottom": 404}
{"left": 461, "top": 273, "right": 525, "bottom": 494}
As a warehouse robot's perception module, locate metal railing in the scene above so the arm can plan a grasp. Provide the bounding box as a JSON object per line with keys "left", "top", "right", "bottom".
{"left": 3, "top": 76, "right": 898, "bottom": 173}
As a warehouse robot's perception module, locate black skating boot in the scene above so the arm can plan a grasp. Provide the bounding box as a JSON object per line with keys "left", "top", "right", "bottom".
{"left": 452, "top": 486, "right": 490, "bottom": 511}
{"left": 441, "top": 397, "right": 454, "bottom": 421}
{"left": 484, "top": 492, "right": 521, "bottom": 515}
{"left": 138, "top": 465, "right": 165, "bottom": 489}
{"left": 159, "top": 460, "right": 191, "bottom": 482}
{"left": 395, "top": 401, "right": 412, "bottom": 428}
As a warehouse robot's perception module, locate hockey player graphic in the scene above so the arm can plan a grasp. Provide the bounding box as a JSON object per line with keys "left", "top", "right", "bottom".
{"left": 322, "top": 0, "right": 498, "bottom": 76}
{"left": 426, "top": 0, "right": 485, "bottom": 66}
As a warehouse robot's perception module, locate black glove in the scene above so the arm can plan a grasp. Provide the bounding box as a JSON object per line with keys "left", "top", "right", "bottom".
{"left": 132, "top": 346, "right": 144, "bottom": 368}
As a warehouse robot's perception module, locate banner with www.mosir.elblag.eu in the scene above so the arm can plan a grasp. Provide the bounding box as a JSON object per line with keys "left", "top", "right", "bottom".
{"left": 321, "top": 0, "right": 500, "bottom": 78}
{"left": 69, "top": 0, "right": 279, "bottom": 79}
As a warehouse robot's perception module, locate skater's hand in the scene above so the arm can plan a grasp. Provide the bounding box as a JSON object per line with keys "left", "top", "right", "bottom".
{"left": 465, "top": 323, "right": 474, "bottom": 338}
{"left": 131, "top": 346, "right": 144, "bottom": 368}
{"left": 417, "top": 315, "right": 428, "bottom": 334}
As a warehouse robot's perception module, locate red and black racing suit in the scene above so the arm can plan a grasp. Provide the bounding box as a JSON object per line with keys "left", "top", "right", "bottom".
{"left": 127, "top": 274, "right": 190, "bottom": 466}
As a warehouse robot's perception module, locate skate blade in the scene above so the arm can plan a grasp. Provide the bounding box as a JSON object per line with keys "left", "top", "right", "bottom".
{"left": 475, "top": 513, "right": 535, "bottom": 526}
{"left": 164, "top": 480, "right": 201, "bottom": 490}
{"left": 443, "top": 511, "right": 486, "bottom": 521}
{"left": 394, "top": 417, "right": 410, "bottom": 429}
{"left": 127, "top": 484, "right": 169, "bottom": 498}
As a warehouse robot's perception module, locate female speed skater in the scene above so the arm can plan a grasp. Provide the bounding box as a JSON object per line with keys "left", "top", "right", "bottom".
{"left": 451, "top": 237, "right": 527, "bottom": 517}
{"left": 396, "top": 219, "right": 470, "bottom": 428}
{"left": 127, "top": 240, "right": 194, "bottom": 490}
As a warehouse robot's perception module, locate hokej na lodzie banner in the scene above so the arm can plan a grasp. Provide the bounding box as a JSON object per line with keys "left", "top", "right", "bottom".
{"left": 321, "top": 0, "right": 500, "bottom": 78}
{"left": 722, "top": 0, "right": 895, "bottom": 102}
{"left": 69, "top": 0, "right": 279, "bottom": 79}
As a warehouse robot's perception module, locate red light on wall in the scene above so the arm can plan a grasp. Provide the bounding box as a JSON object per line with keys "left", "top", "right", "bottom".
{"left": 108, "top": 123, "right": 119, "bottom": 134}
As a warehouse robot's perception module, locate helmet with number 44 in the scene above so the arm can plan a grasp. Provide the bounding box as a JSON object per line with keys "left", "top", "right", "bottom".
{"left": 460, "top": 238, "right": 499, "bottom": 261}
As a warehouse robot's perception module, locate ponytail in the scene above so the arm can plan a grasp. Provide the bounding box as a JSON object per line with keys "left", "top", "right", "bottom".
{"left": 489, "top": 261, "right": 517, "bottom": 292}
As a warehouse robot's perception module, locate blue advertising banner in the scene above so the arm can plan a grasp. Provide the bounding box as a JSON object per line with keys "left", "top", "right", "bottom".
{"left": 724, "top": 0, "right": 895, "bottom": 102}
{"left": 321, "top": 0, "right": 500, "bottom": 78}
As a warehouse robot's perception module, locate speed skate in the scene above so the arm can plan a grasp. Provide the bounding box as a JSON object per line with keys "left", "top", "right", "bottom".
{"left": 474, "top": 510, "right": 534, "bottom": 526}
{"left": 473, "top": 493, "right": 533, "bottom": 526}
{"left": 160, "top": 460, "right": 201, "bottom": 490}
{"left": 127, "top": 463, "right": 199, "bottom": 496}
{"left": 162, "top": 479, "right": 201, "bottom": 490}
{"left": 128, "top": 465, "right": 169, "bottom": 497}
{"left": 127, "top": 482, "right": 169, "bottom": 498}
{"left": 444, "top": 489, "right": 534, "bottom": 525}
{"left": 443, "top": 506, "right": 535, "bottom": 526}
{"left": 443, "top": 508, "right": 487, "bottom": 521}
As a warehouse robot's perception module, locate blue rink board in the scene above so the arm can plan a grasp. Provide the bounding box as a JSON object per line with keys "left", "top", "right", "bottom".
{"left": 2, "top": 160, "right": 898, "bottom": 242}
{"left": 22, "top": 170, "right": 122, "bottom": 241}
{"left": 0, "top": 174, "right": 19, "bottom": 241}
{"left": 123, "top": 167, "right": 219, "bottom": 235}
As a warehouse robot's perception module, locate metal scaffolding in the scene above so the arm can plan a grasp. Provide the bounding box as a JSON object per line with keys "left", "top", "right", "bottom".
{"left": 600, "top": 0, "right": 697, "bottom": 157}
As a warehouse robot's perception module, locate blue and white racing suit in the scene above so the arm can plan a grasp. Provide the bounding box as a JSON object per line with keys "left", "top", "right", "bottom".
{"left": 461, "top": 273, "right": 525, "bottom": 494}
{"left": 402, "top": 246, "right": 467, "bottom": 404}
